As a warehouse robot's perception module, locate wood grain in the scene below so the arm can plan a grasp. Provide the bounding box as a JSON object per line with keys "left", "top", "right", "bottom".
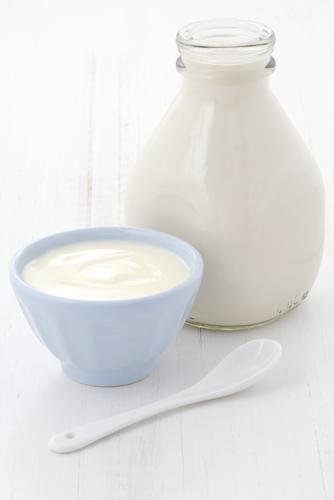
{"left": 1, "top": 1, "right": 334, "bottom": 499}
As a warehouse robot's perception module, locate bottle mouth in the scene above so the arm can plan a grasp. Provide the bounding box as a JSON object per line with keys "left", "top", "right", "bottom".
{"left": 176, "top": 19, "right": 275, "bottom": 66}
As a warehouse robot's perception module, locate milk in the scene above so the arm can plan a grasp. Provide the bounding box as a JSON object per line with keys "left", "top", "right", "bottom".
{"left": 22, "top": 240, "right": 190, "bottom": 300}
{"left": 125, "top": 19, "right": 325, "bottom": 329}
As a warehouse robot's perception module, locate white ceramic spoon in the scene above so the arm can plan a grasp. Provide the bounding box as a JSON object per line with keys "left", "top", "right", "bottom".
{"left": 49, "top": 338, "right": 282, "bottom": 454}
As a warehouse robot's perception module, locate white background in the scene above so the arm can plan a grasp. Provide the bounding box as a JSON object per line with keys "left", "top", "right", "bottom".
{"left": 1, "top": 1, "right": 334, "bottom": 499}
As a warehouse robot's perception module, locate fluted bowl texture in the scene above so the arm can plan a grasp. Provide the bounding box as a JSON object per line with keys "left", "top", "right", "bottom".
{"left": 10, "top": 227, "right": 203, "bottom": 386}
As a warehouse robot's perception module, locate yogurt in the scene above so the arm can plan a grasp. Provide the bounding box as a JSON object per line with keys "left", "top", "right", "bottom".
{"left": 22, "top": 240, "right": 190, "bottom": 300}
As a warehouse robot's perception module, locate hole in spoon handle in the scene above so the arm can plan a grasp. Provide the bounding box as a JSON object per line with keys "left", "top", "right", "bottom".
{"left": 48, "top": 429, "right": 89, "bottom": 454}
{"left": 65, "top": 432, "right": 75, "bottom": 439}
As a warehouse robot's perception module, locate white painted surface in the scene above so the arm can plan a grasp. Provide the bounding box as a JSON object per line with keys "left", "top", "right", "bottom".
{"left": 0, "top": 1, "right": 333, "bottom": 499}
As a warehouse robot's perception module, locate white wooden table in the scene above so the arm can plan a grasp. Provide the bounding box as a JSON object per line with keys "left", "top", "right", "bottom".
{"left": 1, "top": 1, "right": 334, "bottom": 499}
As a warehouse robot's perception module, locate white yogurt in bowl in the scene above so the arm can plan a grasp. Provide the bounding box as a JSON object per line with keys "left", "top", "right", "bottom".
{"left": 22, "top": 240, "right": 190, "bottom": 301}
{"left": 11, "top": 227, "right": 203, "bottom": 386}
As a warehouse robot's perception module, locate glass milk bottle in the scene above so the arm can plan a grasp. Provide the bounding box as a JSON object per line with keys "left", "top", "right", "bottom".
{"left": 125, "top": 19, "right": 325, "bottom": 330}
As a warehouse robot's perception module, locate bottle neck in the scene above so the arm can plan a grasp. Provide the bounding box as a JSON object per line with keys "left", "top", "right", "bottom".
{"left": 177, "top": 55, "right": 275, "bottom": 85}
{"left": 176, "top": 19, "right": 275, "bottom": 86}
{"left": 180, "top": 73, "right": 272, "bottom": 100}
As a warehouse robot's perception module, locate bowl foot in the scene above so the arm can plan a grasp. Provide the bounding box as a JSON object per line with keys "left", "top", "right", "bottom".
{"left": 62, "top": 361, "right": 155, "bottom": 386}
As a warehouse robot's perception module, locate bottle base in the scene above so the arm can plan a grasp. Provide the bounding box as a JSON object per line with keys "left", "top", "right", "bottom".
{"left": 186, "top": 316, "right": 277, "bottom": 331}
{"left": 186, "top": 304, "right": 301, "bottom": 331}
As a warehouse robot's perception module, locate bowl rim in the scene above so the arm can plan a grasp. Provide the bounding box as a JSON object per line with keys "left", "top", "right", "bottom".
{"left": 9, "top": 226, "right": 204, "bottom": 305}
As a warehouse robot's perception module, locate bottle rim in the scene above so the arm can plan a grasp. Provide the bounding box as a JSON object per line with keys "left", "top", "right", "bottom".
{"left": 177, "top": 18, "right": 275, "bottom": 49}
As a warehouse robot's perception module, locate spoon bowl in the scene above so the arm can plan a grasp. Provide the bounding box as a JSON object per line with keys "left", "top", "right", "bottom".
{"left": 190, "top": 338, "right": 282, "bottom": 396}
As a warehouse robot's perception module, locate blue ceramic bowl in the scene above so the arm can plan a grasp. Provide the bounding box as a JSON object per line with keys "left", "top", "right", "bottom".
{"left": 10, "top": 227, "right": 203, "bottom": 386}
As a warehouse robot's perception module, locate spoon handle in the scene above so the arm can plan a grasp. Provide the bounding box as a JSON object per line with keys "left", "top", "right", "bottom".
{"left": 49, "top": 391, "right": 203, "bottom": 453}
